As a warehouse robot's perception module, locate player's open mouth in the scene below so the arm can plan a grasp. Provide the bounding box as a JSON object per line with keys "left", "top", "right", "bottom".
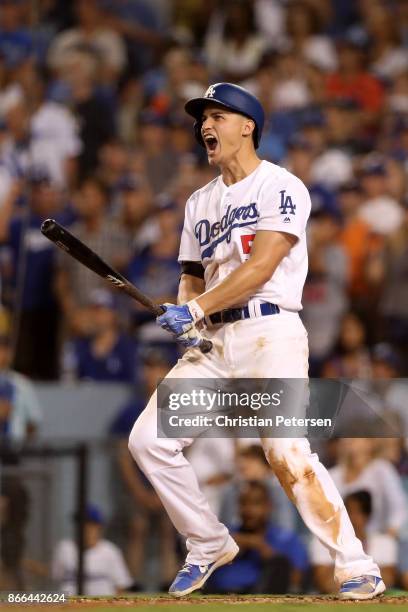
{"left": 204, "top": 135, "right": 218, "bottom": 154}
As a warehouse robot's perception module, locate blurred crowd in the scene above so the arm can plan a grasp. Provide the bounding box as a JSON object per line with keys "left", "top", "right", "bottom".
{"left": 0, "top": 0, "right": 406, "bottom": 381}
{"left": 0, "top": 0, "right": 408, "bottom": 596}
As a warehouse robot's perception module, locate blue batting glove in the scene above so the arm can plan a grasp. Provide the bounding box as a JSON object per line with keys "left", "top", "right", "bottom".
{"left": 156, "top": 303, "right": 194, "bottom": 336}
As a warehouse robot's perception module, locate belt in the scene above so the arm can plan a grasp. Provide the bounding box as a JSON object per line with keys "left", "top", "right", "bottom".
{"left": 209, "top": 302, "right": 280, "bottom": 325}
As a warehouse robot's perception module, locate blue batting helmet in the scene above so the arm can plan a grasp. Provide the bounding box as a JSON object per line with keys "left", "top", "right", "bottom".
{"left": 184, "top": 83, "right": 265, "bottom": 149}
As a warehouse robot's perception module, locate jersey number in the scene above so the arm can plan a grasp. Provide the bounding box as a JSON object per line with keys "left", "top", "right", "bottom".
{"left": 240, "top": 234, "right": 256, "bottom": 255}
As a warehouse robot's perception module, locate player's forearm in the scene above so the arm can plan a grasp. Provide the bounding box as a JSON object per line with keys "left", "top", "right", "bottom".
{"left": 192, "top": 231, "right": 295, "bottom": 315}
{"left": 195, "top": 259, "right": 273, "bottom": 315}
{"left": 178, "top": 274, "right": 205, "bottom": 304}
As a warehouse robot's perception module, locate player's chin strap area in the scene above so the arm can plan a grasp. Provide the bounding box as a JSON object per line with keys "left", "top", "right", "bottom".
{"left": 207, "top": 301, "right": 280, "bottom": 326}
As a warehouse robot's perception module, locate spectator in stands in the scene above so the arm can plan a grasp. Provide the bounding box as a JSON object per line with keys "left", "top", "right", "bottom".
{"left": 379, "top": 435, "right": 408, "bottom": 481}
{"left": 116, "top": 77, "right": 143, "bottom": 145}
{"left": 326, "top": 37, "right": 385, "bottom": 121}
{"left": 337, "top": 180, "right": 373, "bottom": 303}
{"left": 379, "top": 206, "right": 408, "bottom": 352}
{"left": 0, "top": 474, "right": 29, "bottom": 590}
{"left": 0, "top": 92, "right": 34, "bottom": 183}
{"left": 365, "top": 3, "right": 408, "bottom": 80}
{"left": 251, "top": 0, "right": 287, "bottom": 44}
{"left": 383, "top": 431, "right": 408, "bottom": 592}
{"left": 47, "top": 0, "right": 127, "bottom": 87}
{"left": 52, "top": 503, "right": 132, "bottom": 595}
{"left": 0, "top": 333, "right": 41, "bottom": 589}
{"left": 126, "top": 201, "right": 180, "bottom": 349}
{"left": 0, "top": 376, "right": 16, "bottom": 442}
{"left": 206, "top": 481, "right": 308, "bottom": 594}
{"left": 395, "top": 0, "right": 408, "bottom": 46}
{"left": 0, "top": 377, "right": 32, "bottom": 591}
{"left": 304, "top": 109, "right": 354, "bottom": 190}
{"left": 136, "top": 111, "right": 174, "bottom": 195}
{"left": 1, "top": 169, "right": 69, "bottom": 380}
{"left": 284, "top": 135, "right": 338, "bottom": 217}
{"left": 0, "top": 0, "right": 33, "bottom": 70}
{"left": 0, "top": 69, "right": 80, "bottom": 190}
{"left": 322, "top": 312, "right": 372, "bottom": 378}
{"left": 62, "top": 289, "right": 136, "bottom": 384}
{"left": 0, "top": 334, "right": 41, "bottom": 443}
{"left": 96, "top": 140, "right": 130, "bottom": 200}
{"left": 56, "top": 175, "right": 130, "bottom": 327}
{"left": 367, "top": 344, "right": 408, "bottom": 438}
{"left": 186, "top": 436, "right": 235, "bottom": 516}
{"left": 27, "top": 68, "right": 81, "bottom": 189}
{"left": 329, "top": 438, "right": 407, "bottom": 537}
{"left": 321, "top": 98, "right": 363, "bottom": 157}
{"left": 350, "top": 156, "right": 404, "bottom": 333}
{"left": 204, "top": 0, "right": 267, "bottom": 81}
{"left": 100, "top": 0, "right": 164, "bottom": 76}
{"left": 171, "top": 2, "right": 214, "bottom": 47}
{"left": 241, "top": 50, "right": 277, "bottom": 117}
{"left": 68, "top": 58, "right": 116, "bottom": 178}
{"left": 285, "top": 1, "right": 337, "bottom": 72}
{"left": 117, "top": 174, "right": 154, "bottom": 238}
{"left": 143, "top": 46, "right": 206, "bottom": 117}
{"left": 310, "top": 490, "right": 397, "bottom": 593}
{"left": 358, "top": 154, "right": 404, "bottom": 238}
{"left": 219, "top": 444, "right": 296, "bottom": 533}
{"left": 302, "top": 209, "right": 349, "bottom": 375}
{"left": 109, "top": 349, "right": 177, "bottom": 591}
{"left": 168, "top": 112, "right": 197, "bottom": 159}
{"left": 273, "top": 49, "right": 311, "bottom": 111}
{"left": 387, "top": 71, "right": 408, "bottom": 117}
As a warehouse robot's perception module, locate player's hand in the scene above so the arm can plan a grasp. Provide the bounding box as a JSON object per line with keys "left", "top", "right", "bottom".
{"left": 176, "top": 326, "right": 205, "bottom": 349}
{"left": 156, "top": 303, "right": 194, "bottom": 335}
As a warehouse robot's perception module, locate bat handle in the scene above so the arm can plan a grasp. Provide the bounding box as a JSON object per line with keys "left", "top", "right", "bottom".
{"left": 156, "top": 305, "right": 213, "bottom": 354}
{"left": 198, "top": 339, "right": 213, "bottom": 354}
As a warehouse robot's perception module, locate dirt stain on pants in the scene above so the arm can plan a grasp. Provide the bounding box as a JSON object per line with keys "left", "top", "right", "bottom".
{"left": 266, "top": 448, "right": 341, "bottom": 546}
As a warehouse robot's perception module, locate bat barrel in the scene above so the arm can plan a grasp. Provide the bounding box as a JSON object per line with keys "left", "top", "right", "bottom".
{"left": 40, "top": 218, "right": 213, "bottom": 355}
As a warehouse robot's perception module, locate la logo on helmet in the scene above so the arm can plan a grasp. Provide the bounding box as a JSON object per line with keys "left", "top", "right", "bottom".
{"left": 204, "top": 85, "right": 217, "bottom": 98}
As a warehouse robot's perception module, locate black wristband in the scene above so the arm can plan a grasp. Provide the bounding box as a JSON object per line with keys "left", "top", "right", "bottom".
{"left": 180, "top": 261, "right": 205, "bottom": 279}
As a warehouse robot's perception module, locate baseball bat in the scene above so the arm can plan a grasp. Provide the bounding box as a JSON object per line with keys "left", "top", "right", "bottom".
{"left": 41, "top": 219, "right": 212, "bottom": 354}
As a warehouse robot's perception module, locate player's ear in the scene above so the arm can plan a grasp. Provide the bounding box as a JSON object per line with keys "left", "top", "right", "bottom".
{"left": 242, "top": 118, "right": 255, "bottom": 140}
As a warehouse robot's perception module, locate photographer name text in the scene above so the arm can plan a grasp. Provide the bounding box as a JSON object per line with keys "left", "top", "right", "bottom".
{"left": 167, "top": 414, "right": 332, "bottom": 428}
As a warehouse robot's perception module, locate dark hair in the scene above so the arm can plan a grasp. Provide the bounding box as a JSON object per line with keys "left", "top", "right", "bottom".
{"left": 224, "top": 0, "right": 256, "bottom": 39}
{"left": 286, "top": 1, "right": 321, "bottom": 37}
{"left": 78, "top": 175, "right": 108, "bottom": 200}
{"left": 239, "top": 479, "right": 270, "bottom": 503}
{"left": 345, "top": 490, "right": 372, "bottom": 516}
{"left": 238, "top": 444, "right": 268, "bottom": 466}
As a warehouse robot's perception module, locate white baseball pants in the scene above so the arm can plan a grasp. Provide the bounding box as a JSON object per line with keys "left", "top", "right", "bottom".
{"left": 129, "top": 311, "right": 380, "bottom": 585}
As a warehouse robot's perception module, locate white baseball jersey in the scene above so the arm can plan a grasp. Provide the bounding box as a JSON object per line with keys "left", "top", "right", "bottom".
{"left": 52, "top": 538, "right": 132, "bottom": 595}
{"left": 131, "top": 164, "right": 381, "bottom": 585}
{"left": 178, "top": 160, "right": 311, "bottom": 311}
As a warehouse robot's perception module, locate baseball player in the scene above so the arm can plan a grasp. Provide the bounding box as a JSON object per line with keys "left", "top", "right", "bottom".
{"left": 129, "top": 83, "right": 385, "bottom": 600}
